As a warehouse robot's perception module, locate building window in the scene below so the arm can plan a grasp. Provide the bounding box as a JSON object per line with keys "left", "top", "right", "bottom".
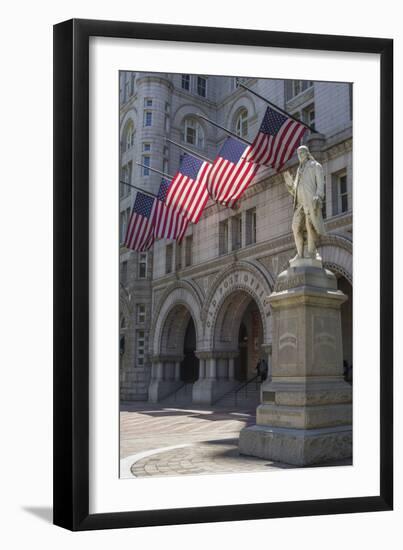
{"left": 165, "top": 114, "right": 170, "bottom": 133}
{"left": 163, "top": 158, "right": 169, "bottom": 175}
{"left": 125, "top": 80, "right": 130, "bottom": 101}
{"left": 121, "top": 261, "right": 128, "bottom": 285}
{"left": 141, "top": 155, "right": 150, "bottom": 176}
{"left": 130, "top": 73, "right": 136, "bottom": 95}
{"left": 302, "top": 104, "right": 315, "bottom": 131}
{"left": 120, "top": 209, "right": 130, "bottom": 244}
{"left": 143, "top": 110, "right": 152, "bottom": 127}
{"left": 185, "top": 236, "right": 193, "bottom": 267}
{"left": 285, "top": 80, "right": 314, "bottom": 101}
{"left": 245, "top": 208, "right": 257, "bottom": 245}
{"left": 338, "top": 173, "right": 349, "bottom": 213}
{"left": 235, "top": 108, "right": 249, "bottom": 138}
{"left": 197, "top": 76, "right": 207, "bottom": 97}
{"left": 322, "top": 182, "right": 327, "bottom": 219}
{"left": 219, "top": 220, "right": 229, "bottom": 255}
{"left": 136, "top": 330, "right": 145, "bottom": 367}
{"left": 175, "top": 243, "right": 182, "bottom": 271}
{"left": 181, "top": 117, "right": 205, "bottom": 149}
{"left": 163, "top": 145, "right": 169, "bottom": 157}
{"left": 231, "top": 215, "right": 242, "bottom": 251}
{"left": 233, "top": 76, "right": 244, "bottom": 89}
{"left": 144, "top": 98, "right": 153, "bottom": 107}
{"left": 332, "top": 171, "right": 349, "bottom": 215}
{"left": 181, "top": 74, "right": 190, "bottom": 90}
{"left": 142, "top": 142, "right": 151, "bottom": 152}
{"left": 124, "top": 120, "right": 135, "bottom": 151}
{"left": 120, "top": 161, "right": 132, "bottom": 198}
{"left": 165, "top": 244, "right": 173, "bottom": 274}
{"left": 138, "top": 253, "right": 147, "bottom": 279}
{"left": 137, "top": 304, "right": 146, "bottom": 324}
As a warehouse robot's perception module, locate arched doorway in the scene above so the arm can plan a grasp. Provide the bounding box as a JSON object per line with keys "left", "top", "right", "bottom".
{"left": 149, "top": 302, "right": 200, "bottom": 402}
{"left": 232, "top": 298, "right": 264, "bottom": 382}
{"left": 180, "top": 317, "right": 199, "bottom": 382}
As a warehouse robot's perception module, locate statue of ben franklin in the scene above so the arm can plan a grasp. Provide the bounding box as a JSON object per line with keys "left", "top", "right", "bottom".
{"left": 283, "top": 145, "right": 326, "bottom": 262}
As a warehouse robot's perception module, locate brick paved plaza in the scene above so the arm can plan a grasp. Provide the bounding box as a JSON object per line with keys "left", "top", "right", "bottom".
{"left": 120, "top": 403, "right": 351, "bottom": 478}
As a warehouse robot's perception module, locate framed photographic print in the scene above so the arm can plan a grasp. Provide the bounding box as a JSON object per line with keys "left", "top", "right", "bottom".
{"left": 53, "top": 19, "right": 393, "bottom": 530}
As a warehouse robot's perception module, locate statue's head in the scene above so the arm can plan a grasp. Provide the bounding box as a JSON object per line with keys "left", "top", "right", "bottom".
{"left": 297, "top": 145, "right": 310, "bottom": 163}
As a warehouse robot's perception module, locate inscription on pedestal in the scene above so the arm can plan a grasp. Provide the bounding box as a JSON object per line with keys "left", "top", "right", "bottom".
{"left": 275, "top": 274, "right": 305, "bottom": 292}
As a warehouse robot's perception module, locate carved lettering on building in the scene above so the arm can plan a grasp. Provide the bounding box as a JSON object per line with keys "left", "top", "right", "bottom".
{"left": 206, "top": 270, "right": 270, "bottom": 328}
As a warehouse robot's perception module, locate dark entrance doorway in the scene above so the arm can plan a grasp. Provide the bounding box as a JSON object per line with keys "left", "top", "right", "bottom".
{"left": 337, "top": 276, "right": 353, "bottom": 382}
{"left": 180, "top": 317, "right": 199, "bottom": 382}
{"left": 234, "top": 322, "right": 248, "bottom": 381}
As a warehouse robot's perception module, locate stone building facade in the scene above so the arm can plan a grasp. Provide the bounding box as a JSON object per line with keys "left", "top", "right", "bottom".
{"left": 119, "top": 72, "right": 353, "bottom": 404}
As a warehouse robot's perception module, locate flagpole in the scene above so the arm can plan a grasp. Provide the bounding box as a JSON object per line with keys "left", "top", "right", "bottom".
{"left": 165, "top": 138, "right": 212, "bottom": 164}
{"left": 239, "top": 83, "right": 318, "bottom": 134}
{"left": 120, "top": 181, "right": 158, "bottom": 199}
{"left": 136, "top": 162, "right": 174, "bottom": 180}
{"left": 196, "top": 113, "right": 252, "bottom": 146}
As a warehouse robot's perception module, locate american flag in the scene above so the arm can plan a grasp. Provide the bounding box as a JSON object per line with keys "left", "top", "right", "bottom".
{"left": 207, "top": 137, "right": 260, "bottom": 207}
{"left": 165, "top": 153, "right": 211, "bottom": 224}
{"left": 246, "top": 106, "right": 307, "bottom": 171}
{"left": 124, "top": 192, "right": 155, "bottom": 251}
{"left": 151, "top": 178, "right": 189, "bottom": 242}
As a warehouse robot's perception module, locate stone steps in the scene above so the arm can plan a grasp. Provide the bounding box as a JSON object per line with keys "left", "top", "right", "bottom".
{"left": 214, "top": 387, "right": 260, "bottom": 408}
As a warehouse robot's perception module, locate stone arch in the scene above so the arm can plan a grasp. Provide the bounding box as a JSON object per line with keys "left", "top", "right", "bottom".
{"left": 119, "top": 108, "right": 137, "bottom": 142}
{"left": 319, "top": 234, "right": 353, "bottom": 283}
{"left": 227, "top": 95, "right": 257, "bottom": 136}
{"left": 277, "top": 234, "right": 353, "bottom": 283}
{"left": 227, "top": 93, "right": 256, "bottom": 128}
{"left": 119, "top": 287, "right": 131, "bottom": 329}
{"left": 151, "top": 281, "right": 203, "bottom": 356}
{"left": 202, "top": 261, "right": 273, "bottom": 349}
{"left": 172, "top": 105, "right": 213, "bottom": 143}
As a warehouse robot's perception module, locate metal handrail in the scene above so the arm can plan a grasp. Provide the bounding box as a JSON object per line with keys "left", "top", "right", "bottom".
{"left": 234, "top": 374, "right": 260, "bottom": 406}
{"left": 212, "top": 374, "right": 260, "bottom": 406}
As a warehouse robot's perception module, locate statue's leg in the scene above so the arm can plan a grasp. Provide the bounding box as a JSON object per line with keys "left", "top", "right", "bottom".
{"left": 291, "top": 208, "right": 304, "bottom": 258}
{"left": 306, "top": 216, "right": 318, "bottom": 257}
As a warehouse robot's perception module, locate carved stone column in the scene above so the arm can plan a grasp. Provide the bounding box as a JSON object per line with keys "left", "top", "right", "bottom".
{"left": 228, "top": 357, "right": 235, "bottom": 381}
{"left": 174, "top": 361, "right": 181, "bottom": 381}
{"left": 192, "top": 351, "right": 238, "bottom": 404}
{"left": 239, "top": 258, "right": 352, "bottom": 466}
{"left": 148, "top": 355, "right": 184, "bottom": 403}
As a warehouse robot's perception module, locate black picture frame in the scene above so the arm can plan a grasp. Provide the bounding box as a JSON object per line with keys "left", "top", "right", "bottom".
{"left": 53, "top": 18, "right": 393, "bottom": 531}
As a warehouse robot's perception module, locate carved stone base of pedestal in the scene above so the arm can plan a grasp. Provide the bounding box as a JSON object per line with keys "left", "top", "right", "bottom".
{"left": 239, "top": 424, "right": 352, "bottom": 466}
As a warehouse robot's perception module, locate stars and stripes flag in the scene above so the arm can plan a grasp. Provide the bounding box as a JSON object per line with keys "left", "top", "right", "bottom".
{"left": 207, "top": 137, "right": 260, "bottom": 207}
{"left": 124, "top": 192, "right": 155, "bottom": 251}
{"left": 165, "top": 153, "right": 212, "bottom": 224}
{"left": 151, "top": 178, "right": 189, "bottom": 242}
{"left": 246, "top": 105, "right": 307, "bottom": 171}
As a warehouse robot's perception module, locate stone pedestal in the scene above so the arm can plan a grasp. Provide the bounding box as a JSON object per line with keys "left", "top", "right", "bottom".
{"left": 239, "top": 258, "right": 352, "bottom": 466}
